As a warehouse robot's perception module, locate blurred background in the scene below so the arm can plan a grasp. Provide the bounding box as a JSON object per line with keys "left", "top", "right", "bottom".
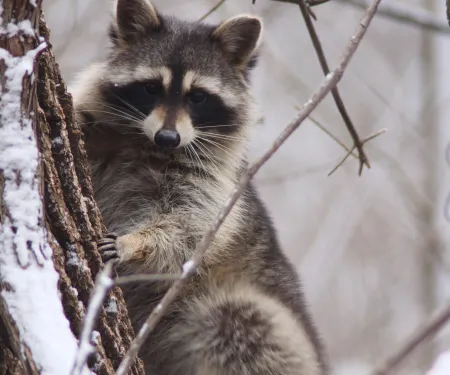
{"left": 42, "top": 0, "right": 450, "bottom": 373}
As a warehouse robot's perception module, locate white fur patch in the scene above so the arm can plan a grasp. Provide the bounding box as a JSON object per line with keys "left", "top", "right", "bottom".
{"left": 111, "top": 66, "right": 172, "bottom": 88}
{"left": 176, "top": 110, "right": 195, "bottom": 147}
{"left": 143, "top": 106, "right": 165, "bottom": 140}
{"left": 182, "top": 70, "right": 240, "bottom": 108}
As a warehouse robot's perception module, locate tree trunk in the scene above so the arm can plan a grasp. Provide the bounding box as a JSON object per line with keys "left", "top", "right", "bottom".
{"left": 0, "top": 1, "right": 145, "bottom": 374}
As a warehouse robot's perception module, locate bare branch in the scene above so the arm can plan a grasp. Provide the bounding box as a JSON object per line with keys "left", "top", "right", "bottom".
{"left": 371, "top": 302, "right": 450, "bottom": 375}
{"left": 199, "top": 0, "right": 227, "bottom": 22}
{"left": 115, "top": 0, "right": 382, "bottom": 373}
{"left": 273, "top": 0, "right": 450, "bottom": 35}
{"left": 328, "top": 128, "right": 385, "bottom": 176}
{"left": 307, "top": 115, "right": 358, "bottom": 157}
{"left": 71, "top": 262, "right": 114, "bottom": 375}
{"left": 336, "top": 0, "right": 450, "bottom": 35}
{"left": 114, "top": 274, "right": 181, "bottom": 286}
{"left": 298, "top": 0, "right": 370, "bottom": 175}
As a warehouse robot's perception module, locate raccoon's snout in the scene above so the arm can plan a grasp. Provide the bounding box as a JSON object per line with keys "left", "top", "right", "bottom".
{"left": 154, "top": 129, "right": 181, "bottom": 149}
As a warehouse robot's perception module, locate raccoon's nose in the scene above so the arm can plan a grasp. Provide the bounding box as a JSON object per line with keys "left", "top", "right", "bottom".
{"left": 154, "top": 129, "right": 181, "bottom": 149}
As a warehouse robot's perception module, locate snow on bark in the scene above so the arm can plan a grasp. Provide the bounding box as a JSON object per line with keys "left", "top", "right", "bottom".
{"left": 0, "top": 43, "right": 91, "bottom": 374}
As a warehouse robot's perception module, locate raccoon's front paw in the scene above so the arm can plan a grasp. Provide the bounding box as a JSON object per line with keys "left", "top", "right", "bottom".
{"left": 97, "top": 232, "right": 120, "bottom": 263}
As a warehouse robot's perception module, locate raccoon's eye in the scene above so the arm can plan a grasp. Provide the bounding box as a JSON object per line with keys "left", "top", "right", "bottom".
{"left": 188, "top": 89, "right": 207, "bottom": 105}
{"left": 144, "top": 81, "right": 163, "bottom": 96}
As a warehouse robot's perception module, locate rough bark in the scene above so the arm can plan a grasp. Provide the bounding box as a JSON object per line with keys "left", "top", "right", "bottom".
{"left": 0, "top": 1, "right": 145, "bottom": 374}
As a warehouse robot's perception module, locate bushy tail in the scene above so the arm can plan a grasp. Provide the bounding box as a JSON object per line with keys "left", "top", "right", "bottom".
{"left": 159, "top": 283, "right": 323, "bottom": 375}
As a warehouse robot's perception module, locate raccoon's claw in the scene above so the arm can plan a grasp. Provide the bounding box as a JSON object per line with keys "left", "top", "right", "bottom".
{"left": 97, "top": 233, "right": 120, "bottom": 262}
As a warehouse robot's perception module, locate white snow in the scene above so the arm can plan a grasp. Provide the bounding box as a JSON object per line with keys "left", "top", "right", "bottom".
{"left": 4, "top": 20, "right": 35, "bottom": 37}
{"left": 182, "top": 260, "right": 195, "bottom": 276}
{"left": 72, "top": 266, "right": 113, "bottom": 375}
{"left": 428, "top": 350, "right": 450, "bottom": 375}
{"left": 0, "top": 39, "right": 90, "bottom": 375}
{"left": 105, "top": 297, "right": 118, "bottom": 314}
{"left": 91, "top": 330, "right": 100, "bottom": 346}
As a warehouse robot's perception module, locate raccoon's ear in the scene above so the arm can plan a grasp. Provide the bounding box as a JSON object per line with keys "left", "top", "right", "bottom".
{"left": 114, "top": 0, "right": 161, "bottom": 43}
{"left": 212, "top": 15, "right": 263, "bottom": 67}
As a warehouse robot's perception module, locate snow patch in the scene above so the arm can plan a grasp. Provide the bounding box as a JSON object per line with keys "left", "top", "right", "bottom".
{"left": 0, "top": 41, "right": 91, "bottom": 375}
{"left": 182, "top": 260, "right": 194, "bottom": 276}
{"left": 91, "top": 330, "right": 100, "bottom": 346}
{"left": 52, "top": 136, "right": 63, "bottom": 145}
{"left": 2, "top": 20, "right": 35, "bottom": 37}
{"left": 105, "top": 297, "right": 118, "bottom": 314}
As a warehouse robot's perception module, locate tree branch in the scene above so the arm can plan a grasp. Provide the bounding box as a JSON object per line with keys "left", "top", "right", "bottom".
{"left": 371, "top": 302, "right": 450, "bottom": 375}
{"left": 273, "top": 0, "right": 450, "bottom": 35}
{"left": 71, "top": 263, "right": 114, "bottom": 375}
{"left": 115, "top": 0, "right": 383, "bottom": 373}
{"left": 336, "top": 0, "right": 450, "bottom": 35}
{"left": 298, "top": 0, "right": 369, "bottom": 175}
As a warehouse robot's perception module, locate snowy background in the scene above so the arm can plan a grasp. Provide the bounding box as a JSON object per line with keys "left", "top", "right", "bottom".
{"left": 42, "top": 0, "right": 450, "bottom": 373}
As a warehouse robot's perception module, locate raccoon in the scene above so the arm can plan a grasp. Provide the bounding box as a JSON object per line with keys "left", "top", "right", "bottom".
{"left": 71, "top": 0, "right": 328, "bottom": 374}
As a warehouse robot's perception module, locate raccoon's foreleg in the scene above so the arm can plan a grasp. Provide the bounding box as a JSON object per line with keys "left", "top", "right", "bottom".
{"left": 97, "top": 215, "right": 198, "bottom": 275}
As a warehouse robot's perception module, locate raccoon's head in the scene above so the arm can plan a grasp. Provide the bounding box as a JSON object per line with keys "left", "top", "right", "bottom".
{"left": 72, "top": 0, "right": 262, "bottom": 163}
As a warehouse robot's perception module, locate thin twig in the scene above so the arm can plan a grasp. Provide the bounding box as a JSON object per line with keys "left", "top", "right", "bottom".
{"left": 71, "top": 262, "right": 114, "bottom": 375}
{"left": 328, "top": 128, "right": 385, "bottom": 176}
{"left": 199, "top": 0, "right": 227, "bottom": 22}
{"left": 114, "top": 274, "right": 181, "bottom": 286}
{"left": 307, "top": 115, "right": 358, "bottom": 158}
{"left": 115, "top": 1, "right": 382, "bottom": 373}
{"left": 336, "top": 0, "right": 450, "bottom": 35}
{"left": 371, "top": 302, "right": 450, "bottom": 375}
{"left": 298, "top": 0, "right": 370, "bottom": 176}
{"left": 328, "top": 146, "right": 356, "bottom": 176}
{"left": 273, "top": 0, "right": 450, "bottom": 35}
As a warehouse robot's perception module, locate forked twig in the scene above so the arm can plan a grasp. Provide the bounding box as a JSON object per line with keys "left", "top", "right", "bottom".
{"left": 115, "top": 1, "right": 383, "bottom": 373}
{"left": 307, "top": 115, "right": 358, "bottom": 158}
{"left": 371, "top": 302, "right": 450, "bottom": 375}
{"left": 328, "top": 128, "right": 386, "bottom": 176}
{"left": 298, "top": 0, "right": 370, "bottom": 176}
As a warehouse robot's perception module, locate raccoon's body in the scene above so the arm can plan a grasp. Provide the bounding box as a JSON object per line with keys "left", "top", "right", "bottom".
{"left": 72, "top": 1, "right": 327, "bottom": 374}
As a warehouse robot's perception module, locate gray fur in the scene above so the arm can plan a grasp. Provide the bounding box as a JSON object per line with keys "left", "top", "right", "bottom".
{"left": 71, "top": 0, "right": 328, "bottom": 374}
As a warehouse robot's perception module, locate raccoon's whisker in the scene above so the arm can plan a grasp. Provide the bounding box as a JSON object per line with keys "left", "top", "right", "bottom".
{"left": 191, "top": 141, "right": 220, "bottom": 171}
{"left": 184, "top": 144, "right": 197, "bottom": 170}
{"left": 79, "top": 120, "right": 141, "bottom": 129}
{"left": 189, "top": 142, "right": 208, "bottom": 177}
{"left": 87, "top": 102, "right": 145, "bottom": 122}
{"left": 116, "top": 96, "right": 146, "bottom": 120}
{"left": 102, "top": 102, "right": 144, "bottom": 121}
{"left": 187, "top": 144, "right": 207, "bottom": 176}
{"left": 195, "top": 131, "right": 241, "bottom": 142}
{"left": 199, "top": 124, "right": 239, "bottom": 129}
{"left": 195, "top": 136, "right": 237, "bottom": 162}
{"left": 82, "top": 109, "right": 143, "bottom": 126}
